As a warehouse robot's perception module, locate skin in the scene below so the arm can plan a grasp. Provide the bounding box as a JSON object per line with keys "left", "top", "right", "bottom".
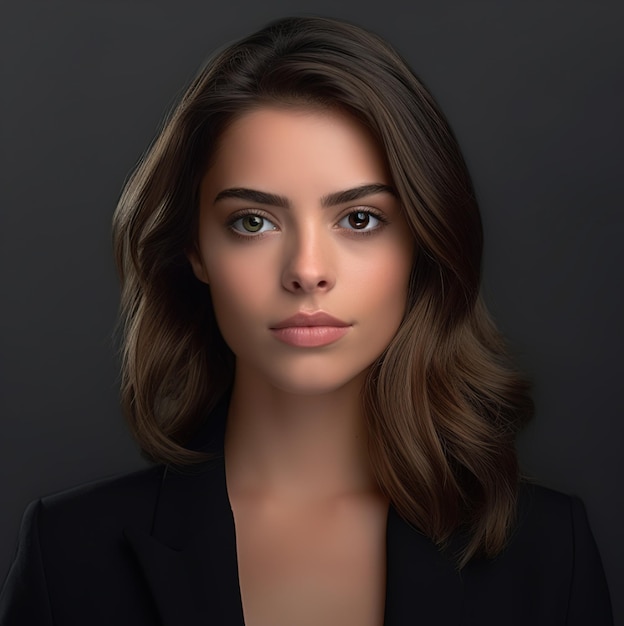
{"left": 188, "top": 105, "right": 414, "bottom": 624}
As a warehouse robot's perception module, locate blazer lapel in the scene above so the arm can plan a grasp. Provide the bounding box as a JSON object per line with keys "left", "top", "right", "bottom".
{"left": 124, "top": 394, "right": 246, "bottom": 626}
{"left": 384, "top": 506, "right": 464, "bottom": 625}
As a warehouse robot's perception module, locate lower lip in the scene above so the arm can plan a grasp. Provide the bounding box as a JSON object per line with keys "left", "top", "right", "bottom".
{"left": 270, "top": 326, "right": 350, "bottom": 347}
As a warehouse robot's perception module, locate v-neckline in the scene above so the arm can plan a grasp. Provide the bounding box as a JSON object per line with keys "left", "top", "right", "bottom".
{"left": 221, "top": 450, "right": 392, "bottom": 626}
{"left": 123, "top": 393, "right": 465, "bottom": 626}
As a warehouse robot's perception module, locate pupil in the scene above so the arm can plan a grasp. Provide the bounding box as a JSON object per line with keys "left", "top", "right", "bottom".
{"left": 243, "top": 215, "right": 263, "bottom": 232}
{"left": 349, "top": 211, "right": 369, "bottom": 229}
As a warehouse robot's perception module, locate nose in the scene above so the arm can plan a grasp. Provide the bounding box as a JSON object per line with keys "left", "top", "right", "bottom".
{"left": 281, "top": 224, "right": 336, "bottom": 294}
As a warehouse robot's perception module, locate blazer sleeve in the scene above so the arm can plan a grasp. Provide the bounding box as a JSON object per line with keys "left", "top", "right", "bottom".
{"left": 0, "top": 499, "right": 54, "bottom": 626}
{"left": 566, "top": 496, "right": 613, "bottom": 626}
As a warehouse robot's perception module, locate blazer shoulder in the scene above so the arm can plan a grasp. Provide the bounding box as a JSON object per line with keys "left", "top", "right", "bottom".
{"left": 37, "top": 464, "right": 165, "bottom": 532}
{"left": 510, "top": 481, "right": 593, "bottom": 551}
{"left": 517, "top": 480, "right": 578, "bottom": 519}
{"left": 515, "top": 482, "right": 612, "bottom": 624}
{"left": 462, "top": 482, "right": 613, "bottom": 624}
{"left": 1, "top": 465, "right": 168, "bottom": 624}
{"left": 514, "top": 481, "right": 607, "bottom": 541}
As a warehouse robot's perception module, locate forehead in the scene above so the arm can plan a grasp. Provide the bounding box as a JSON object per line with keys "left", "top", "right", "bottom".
{"left": 201, "top": 106, "right": 391, "bottom": 197}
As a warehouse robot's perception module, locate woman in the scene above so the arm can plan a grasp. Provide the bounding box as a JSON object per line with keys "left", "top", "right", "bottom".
{"left": 0, "top": 15, "right": 613, "bottom": 625}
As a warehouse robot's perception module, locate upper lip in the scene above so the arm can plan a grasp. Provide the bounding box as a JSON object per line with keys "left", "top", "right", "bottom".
{"left": 271, "top": 311, "right": 350, "bottom": 329}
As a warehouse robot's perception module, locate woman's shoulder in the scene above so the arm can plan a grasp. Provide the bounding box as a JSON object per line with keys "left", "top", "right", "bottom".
{"left": 459, "top": 480, "right": 613, "bottom": 624}
{"left": 513, "top": 480, "right": 594, "bottom": 546}
{"left": 517, "top": 479, "right": 583, "bottom": 508}
{"left": 0, "top": 465, "right": 172, "bottom": 623}
{"left": 26, "top": 464, "right": 166, "bottom": 536}
{"left": 473, "top": 480, "right": 602, "bottom": 564}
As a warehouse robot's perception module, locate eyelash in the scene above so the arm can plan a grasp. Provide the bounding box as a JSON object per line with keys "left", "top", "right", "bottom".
{"left": 226, "top": 209, "right": 278, "bottom": 239}
{"left": 336, "top": 208, "right": 389, "bottom": 237}
{"left": 226, "top": 208, "right": 390, "bottom": 239}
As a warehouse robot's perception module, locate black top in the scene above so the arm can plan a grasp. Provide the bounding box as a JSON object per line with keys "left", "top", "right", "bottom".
{"left": 0, "top": 396, "right": 613, "bottom": 625}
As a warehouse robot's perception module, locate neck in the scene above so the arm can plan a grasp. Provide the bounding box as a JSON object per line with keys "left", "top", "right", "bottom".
{"left": 223, "top": 364, "right": 380, "bottom": 505}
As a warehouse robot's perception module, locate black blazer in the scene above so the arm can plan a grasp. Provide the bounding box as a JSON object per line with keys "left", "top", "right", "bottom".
{"left": 0, "top": 398, "right": 613, "bottom": 626}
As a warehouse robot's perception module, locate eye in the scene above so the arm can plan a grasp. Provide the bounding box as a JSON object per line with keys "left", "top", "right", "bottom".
{"left": 230, "top": 213, "right": 278, "bottom": 235}
{"left": 338, "top": 210, "right": 385, "bottom": 232}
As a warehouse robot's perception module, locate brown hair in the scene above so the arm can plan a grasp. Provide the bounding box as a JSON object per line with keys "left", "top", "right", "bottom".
{"left": 112, "top": 15, "right": 533, "bottom": 566}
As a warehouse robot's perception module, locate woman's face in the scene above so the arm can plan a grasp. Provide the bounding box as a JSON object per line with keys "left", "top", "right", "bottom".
{"left": 189, "top": 106, "right": 415, "bottom": 395}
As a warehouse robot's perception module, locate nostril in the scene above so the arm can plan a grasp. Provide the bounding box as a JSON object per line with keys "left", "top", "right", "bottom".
{"left": 282, "top": 264, "right": 334, "bottom": 293}
{"left": 289, "top": 278, "right": 329, "bottom": 291}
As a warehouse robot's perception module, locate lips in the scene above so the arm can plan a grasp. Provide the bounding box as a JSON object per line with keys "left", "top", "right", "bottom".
{"left": 270, "top": 311, "right": 351, "bottom": 347}
{"left": 271, "top": 311, "right": 350, "bottom": 329}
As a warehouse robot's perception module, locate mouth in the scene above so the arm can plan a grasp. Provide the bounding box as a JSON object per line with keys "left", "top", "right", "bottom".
{"left": 271, "top": 311, "right": 350, "bottom": 329}
{"left": 270, "top": 311, "right": 351, "bottom": 347}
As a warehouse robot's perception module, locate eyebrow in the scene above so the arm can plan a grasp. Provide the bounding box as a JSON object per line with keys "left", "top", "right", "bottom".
{"left": 213, "top": 183, "right": 397, "bottom": 208}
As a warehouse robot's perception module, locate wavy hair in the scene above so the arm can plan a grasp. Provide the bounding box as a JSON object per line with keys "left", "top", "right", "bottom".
{"left": 112, "top": 15, "right": 533, "bottom": 566}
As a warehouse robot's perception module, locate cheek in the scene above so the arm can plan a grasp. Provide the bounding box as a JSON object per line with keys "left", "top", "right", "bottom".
{"left": 210, "top": 271, "right": 255, "bottom": 318}
{"left": 204, "top": 249, "right": 273, "bottom": 335}
{"left": 352, "top": 248, "right": 413, "bottom": 316}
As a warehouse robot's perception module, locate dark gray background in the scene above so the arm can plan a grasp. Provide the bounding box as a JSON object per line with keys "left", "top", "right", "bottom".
{"left": 2, "top": 0, "right": 622, "bottom": 621}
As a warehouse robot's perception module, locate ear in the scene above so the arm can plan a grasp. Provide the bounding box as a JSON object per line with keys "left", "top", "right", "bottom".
{"left": 186, "top": 245, "right": 210, "bottom": 284}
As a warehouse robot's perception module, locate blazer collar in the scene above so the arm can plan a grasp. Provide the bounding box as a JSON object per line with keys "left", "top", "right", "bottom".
{"left": 124, "top": 395, "right": 464, "bottom": 625}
